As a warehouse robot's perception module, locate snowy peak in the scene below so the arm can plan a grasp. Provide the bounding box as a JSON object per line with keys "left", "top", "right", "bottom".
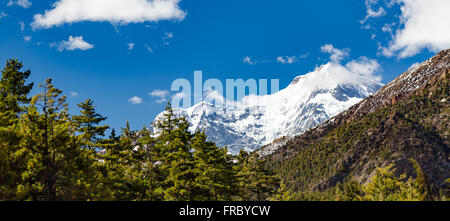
{"left": 154, "top": 61, "right": 384, "bottom": 154}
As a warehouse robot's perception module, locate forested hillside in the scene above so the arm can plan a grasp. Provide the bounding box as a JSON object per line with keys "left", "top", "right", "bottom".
{"left": 263, "top": 49, "right": 450, "bottom": 200}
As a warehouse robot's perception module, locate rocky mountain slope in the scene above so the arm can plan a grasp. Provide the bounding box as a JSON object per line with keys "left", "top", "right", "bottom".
{"left": 155, "top": 63, "right": 383, "bottom": 154}
{"left": 262, "top": 49, "right": 450, "bottom": 193}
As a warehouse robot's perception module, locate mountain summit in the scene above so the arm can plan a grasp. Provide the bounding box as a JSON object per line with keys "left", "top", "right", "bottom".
{"left": 155, "top": 62, "right": 383, "bottom": 154}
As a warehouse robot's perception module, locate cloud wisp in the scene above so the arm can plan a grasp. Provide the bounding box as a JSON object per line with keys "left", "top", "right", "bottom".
{"left": 50, "top": 36, "right": 94, "bottom": 52}
{"left": 162, "top": 32, "right": 173, "bottom": 45}
{"left": 24, "top": 36, "right": 32, "bottom": 42}
{"left": 70, "top": 91, "right": 80, "bottom": 97}
{"left": 320, "top": 44, "right": 350, "bottom": 63}
{"left": 150, "top": 89, "right": 169, "bottom": 103}
{"left": 7, "top": 0, "right": 32, "bottom": 8}
{"left": 0, "top": 12, "right": 7, "bottom": 19}
{"left": 320, "top": 44, "right": 381, "bottom": 83}
{"left": 360, "top": 0, "right": 386, "bottom": 24}
{"left": 128, "top": 96, "right": 143, "bottom": 105}
{"left": 128, "top": 43, "right": 135, "bottom": 51}
{"left": 276, "top": 54, "right": 307, "bottom": 65}
{"left": 243, "top": 56, "right": 255, "bottom": 65}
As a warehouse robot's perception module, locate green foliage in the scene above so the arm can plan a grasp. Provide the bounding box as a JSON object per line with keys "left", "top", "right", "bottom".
{"left": 96, "top": 103, "right": 277, "bottom": 201}
{"left": 0, "top": 59, "right": 33, "bottom": 126}
{"left": 334, "top": 161, "right": 438, "bottom": 201}
{"left": 1, "top": 59, "right": 447, "bottom": 201}
{"left": 73, "top": 99, "right": 109, "bottom": 150}
{"left": 235, "top": 151, "right": 280, "bottom": 201}
{"left": 16, "top": 78, "right": 97, "bottom": 200}
{"left": 338, "top": 180, "right": 364, "bottom": 201}
{"left": 271, "top": 181, "right": 295, "bottom": 201}
{"left": 191, "top": 132, "right": 237, "bottom": 201}
{"left": 361, "top": 164, "right": 418, "bottom": 201}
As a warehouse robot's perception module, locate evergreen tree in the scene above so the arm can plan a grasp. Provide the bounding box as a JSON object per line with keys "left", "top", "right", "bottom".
{"left": 73, "top": 99, "right": 109, "bottom": 150}
{"left": 191, "top": 132, "right": 237, "bottom": 201}
{"left": 153, "top": 104, "right": 196, "bottom": 201}
{"left": 0, "top": 59, "right": 33, "bottom": 126}
{"left": 236, "top": 152, "right": 280, "bottom": 201}
{"left": 410, "top": 159, "right": 433, "bottom": 201}
{"left": 99, "top": 121, "right": 139, "bottom": 200}
{"left": 135, "top": 126, "right": 161, "bottom": 201}
{"left": 340, "top": 179, "right": 364, "bottom": 201}
{"left": 17, "top": 78, "right": 94, "bottom": 200}
{"left": 362, "top": 164, "right": 421, "bottom": 201}
{"left": 271, "top": 181, "right": 295, "bottom": 201}
{"left": 0, "top": 126, "right": 23, "bottom": 200}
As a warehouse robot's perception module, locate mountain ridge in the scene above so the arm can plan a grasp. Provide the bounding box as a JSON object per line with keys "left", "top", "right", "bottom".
{"left": 262, "top": 49, "right": 450, "bottom": 192}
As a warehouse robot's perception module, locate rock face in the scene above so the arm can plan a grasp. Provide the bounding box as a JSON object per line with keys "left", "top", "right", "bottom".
{"left": 262, "top": 49, "right": 450, "bottom": 192}
{"left": 154, "top": 63, "right": 383, "bottom": 154}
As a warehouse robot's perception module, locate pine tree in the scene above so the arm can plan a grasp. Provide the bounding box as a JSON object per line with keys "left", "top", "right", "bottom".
{"left": 99, "top": 121, "right": 137, "bottom": 200}
{"left": 340, "top": 179, "right": 364, "bottom": 201}
{"left": 73, "top": 99, "right": 109, "bottom": 150}
{"left": 153, "top": 103, "right": 196, "bottom": 201}
{"left": 191, "top": 132, "right": 237, "bottom": 201}
{"left": 271, "top": 181, "right": 295, "bottom": 201}
{"left": 0, "top": 126, "right": 23, "bottom": 200}
{"left": 0, "top": 59, "right": 33, "bottom": 126}
{"left": 410, "top": 159, "right": 433, "bottom": 201}
{"left": 135, "top": 126, "right": 160, "bottom": 201}
{"left": 362, "top": 164, "right": 423, "bottom": 201}
{"left": 17, "top": 78, "right": 95, "bottom": 200}
{"left": 236, "top": 152, "right": 280, "bottom": 201}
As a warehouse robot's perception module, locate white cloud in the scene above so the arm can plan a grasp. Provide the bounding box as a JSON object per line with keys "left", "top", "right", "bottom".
{"left": 381, "top": 22, "right": 395, "bottom": 37}
{"left": 368, "top": 0, "right": 450, "bottom": 58}
{"left": 7, "top": 0, "right": 32, "bottom": 8}
{"left": 162, "top": 32, "right": 173, "bottom": 45}
{"left": 318, "top": 44, "right": 382, "bottom": 83}
{"left": 345, "top": 56, "right": 381, "bottom": 82}
{"left": 243, "top": 56, "right": 255, "bottom": 65}
{"left": 204, "top": 89, "right": 226, "bottom": 106}
{"left": 243, "top": 56, "right": 273, "bottom": 65}
{"left": 312, "top": 59, "right": 382, "bottom": 88}
{"left": 277, "top": 55, "right": 306, "bottom": 64}
{"left": 144, "top": 44, "right": 154, "bottom": 53}
{"left": 360, "top": 0, "right": 386, "bottom": 24}
{"left": 23, "top": 36, "right": 32, "bottom": 42}
{"left": 128, "top": 43, "right": 135, "bottom": 50}
{"left": 70, "top": 91, "right": 79, "bottom": 97}
{"left": 128, "top": 96, "right": 143, "bottom": 104}
{"left": 51, "top": 36, "right": 94, "bottom": 52}
{"left": 320, "top": 44, "right": 350, "bottom": 63}
{"left": 150, "top": 89, "right": 169, "bottom": 103}
{"left": 31, "top": 0, "right": 186, "bottom": 29}
{"left": 19, "top": 21, "right": 25, "bottom": 31}
{"left": 0, "top": 12, "right": 7, "bottom": 19}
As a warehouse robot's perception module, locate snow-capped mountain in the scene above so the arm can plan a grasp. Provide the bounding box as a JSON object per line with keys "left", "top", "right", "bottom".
{"left": 154, "top": 62, "right": 384, "bottom": 154}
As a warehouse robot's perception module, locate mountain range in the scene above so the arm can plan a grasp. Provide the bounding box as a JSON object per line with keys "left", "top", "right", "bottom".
{"left": 155, "top": 62, "right": 383, "bottom": 154}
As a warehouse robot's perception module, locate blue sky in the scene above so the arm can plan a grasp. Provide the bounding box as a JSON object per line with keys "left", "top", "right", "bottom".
{"left": 0, "top": 0, "right": 449, "bottom": 131}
